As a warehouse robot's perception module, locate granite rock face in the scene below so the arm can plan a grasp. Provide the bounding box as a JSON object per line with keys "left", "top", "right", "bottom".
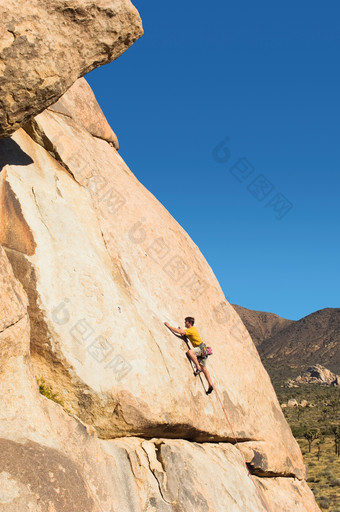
{"left": 48, "top": 77, "right": 119, "bottom": 149}
{"left": 0, "top": 243, "right": 320, "bottom": 511}
{"left": 1, "top": 117, "right": 304, "bottom": 478}
{"left": 0, "top": 78, "right": 321, "bottom": 509}
{"left": 0, "top": 0, "right": 143, "bottom": 138}
{"left": 0, "top": 245, "right": 28, "bottom": 332}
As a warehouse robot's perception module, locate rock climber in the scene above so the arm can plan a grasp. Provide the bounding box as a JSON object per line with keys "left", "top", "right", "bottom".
{"left": 164, "top": 317, "right": 214, "bottom": 395}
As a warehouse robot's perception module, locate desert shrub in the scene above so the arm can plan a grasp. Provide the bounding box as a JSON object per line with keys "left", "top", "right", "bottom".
{"left": 292, "top": 425, "right": 306, "bottom": 437}
{"left": 323, "top": 469, "right": 333, "bottom": 478}
{"left": 318, "top": 496, "right": 330, "bottom": 509}
{"left": 37, "top": 377, "right": 64, "bottom": 407}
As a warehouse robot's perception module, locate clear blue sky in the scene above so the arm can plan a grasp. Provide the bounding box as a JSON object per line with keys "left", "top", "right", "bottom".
{"left": 87, "top": 1, "right": 340, "bottom": 321}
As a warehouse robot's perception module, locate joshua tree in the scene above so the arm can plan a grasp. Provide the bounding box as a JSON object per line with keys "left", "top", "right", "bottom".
{"left": 331, "top": 426, "right": 340, "bottom": 456}
{"left": 304, "top": 428, "right": 320, "bottom": 453}
{"left": 316, "top": 435, "right": 325, "bottom": 461}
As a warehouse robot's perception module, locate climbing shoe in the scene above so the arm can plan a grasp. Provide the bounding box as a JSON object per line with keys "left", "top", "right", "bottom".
{"left": 206, "top": 386, "right": 214, "bottom": 395}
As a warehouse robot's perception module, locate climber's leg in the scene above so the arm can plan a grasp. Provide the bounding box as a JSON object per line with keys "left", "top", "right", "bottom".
{"left": 186, "top": 349, "right": 202, "bottom": 371}
{"left": 202, "top": 367, "right": 213, "bottom": 389}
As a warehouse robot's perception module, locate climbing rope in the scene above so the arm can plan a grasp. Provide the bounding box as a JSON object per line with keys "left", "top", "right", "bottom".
{"left": 182, "top": 336, "right": 208, "bottom": 392}
{"left": 175, "top": 331, "right": 273, "bottom": 511}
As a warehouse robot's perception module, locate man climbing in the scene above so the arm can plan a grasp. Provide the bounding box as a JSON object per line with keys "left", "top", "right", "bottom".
{"left": 164, "top": 317, "right": 214, "bottom": 395}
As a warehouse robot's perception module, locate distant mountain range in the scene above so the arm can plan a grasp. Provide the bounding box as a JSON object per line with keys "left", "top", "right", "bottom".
{"left": 232, "top": 305, "right": 340, "bottom": 383}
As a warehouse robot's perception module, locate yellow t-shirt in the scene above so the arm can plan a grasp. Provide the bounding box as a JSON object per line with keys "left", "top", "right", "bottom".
{"left": 185, "top": 326, "right": 203, "bottom": 347}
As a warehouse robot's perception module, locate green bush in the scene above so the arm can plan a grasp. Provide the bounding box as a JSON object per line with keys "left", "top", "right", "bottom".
{"left": 318, "top": 496, "right": 330, "bottom": 509}
{"left": 37, "top": 377, "right": 64, "bottom": 407}
{"left": 291, "top": 425, "right": 307, "bottom": 437}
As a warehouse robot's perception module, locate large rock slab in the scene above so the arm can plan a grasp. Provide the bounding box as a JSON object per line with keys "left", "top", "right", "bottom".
{"left": 102, "top": 437, "right": 320, "bottom": 512}
{"left": 0, "top": 247, "right": 120, "bottom": 511}
{"left": 0, "top": 245, "right": 319, "bottom": 511}
{"left": 0, "top": 115, "right": 305, "bottom": 480}
{"left": 0, "top": 0, "right": 143, "bottom": 138}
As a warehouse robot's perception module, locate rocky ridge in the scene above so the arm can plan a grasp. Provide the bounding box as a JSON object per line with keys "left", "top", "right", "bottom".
{"left": 232, "top": 304, "right": 294, "bottom": 347}
{"left": 233, "top": 305, "right": 340, "bottom": 379}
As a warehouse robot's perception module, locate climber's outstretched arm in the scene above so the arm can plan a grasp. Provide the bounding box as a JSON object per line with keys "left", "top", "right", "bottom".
{"left": 164, "top": 322, "right": 186, "bottom": 336}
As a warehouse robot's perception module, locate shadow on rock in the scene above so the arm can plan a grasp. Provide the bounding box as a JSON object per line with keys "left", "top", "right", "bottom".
{"left": 0, "top": 138, "right": 33, "bottom": 170}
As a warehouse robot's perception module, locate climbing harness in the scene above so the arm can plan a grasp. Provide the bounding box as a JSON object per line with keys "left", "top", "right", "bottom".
{"left": 198, "top": 342, "right": 213, "bottom": 358}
